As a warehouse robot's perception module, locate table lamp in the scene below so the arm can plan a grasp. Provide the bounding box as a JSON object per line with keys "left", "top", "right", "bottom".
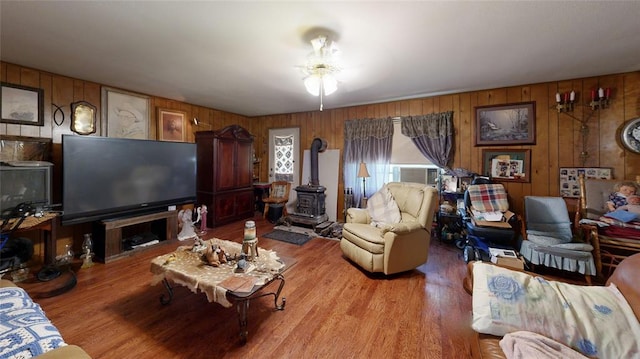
{"left": 357, "top": 162, "right": 370, "bottom": 207}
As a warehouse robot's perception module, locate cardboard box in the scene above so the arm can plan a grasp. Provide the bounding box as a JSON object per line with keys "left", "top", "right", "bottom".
{"left": 491, "top": 256, "right": 525, "bottom": 270}
{"left": 473, "top": 210, "right": 515, "bottom": 229}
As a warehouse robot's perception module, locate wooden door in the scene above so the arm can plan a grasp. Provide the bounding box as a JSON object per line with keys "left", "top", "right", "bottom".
{"left": 236, "top": 139, "right": 253, "bottom": 188}
{"left": 214, "top": 137, "right": 236, "bottom": 192}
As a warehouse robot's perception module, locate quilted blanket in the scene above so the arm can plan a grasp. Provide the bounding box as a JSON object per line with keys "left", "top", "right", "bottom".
{"left": 467, "top": 184, "right": 509, "bottom": 213}
{"left": 0, "top": 286, "right": 67, "bottom": 358}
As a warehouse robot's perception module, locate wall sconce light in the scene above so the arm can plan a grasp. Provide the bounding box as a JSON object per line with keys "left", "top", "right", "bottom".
{"left": 555, "top": 91, "right": 575, "bottom": 113}
{"left": 192, "top": 117, "right": 212, "bottom": 131}
{"left": 589, "top": 87, "right": 611, "bottom": 110}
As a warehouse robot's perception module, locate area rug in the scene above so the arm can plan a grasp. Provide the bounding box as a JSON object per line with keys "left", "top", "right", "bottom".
{"left": 262, "top": 230, "right": 312, "bottom": 246}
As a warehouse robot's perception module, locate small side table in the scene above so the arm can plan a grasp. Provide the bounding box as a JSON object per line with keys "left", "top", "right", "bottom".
{"left": 4, "top": 213, "right": 58, "bottom": 266}
{"left": 253, "top": 182, "right": 271, "bottom": 213}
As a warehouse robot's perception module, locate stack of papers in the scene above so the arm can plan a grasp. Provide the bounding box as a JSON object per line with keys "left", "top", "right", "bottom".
{"left": 471, "top": 210, "right": 503, "bottom": 222}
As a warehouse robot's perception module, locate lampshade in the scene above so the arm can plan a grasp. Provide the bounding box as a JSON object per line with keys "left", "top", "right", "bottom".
{"left": 304, "top": 73, "right": 337, "bottom": 97}
{"left": 304, "top": 75, "right": 321, "bottom": 96}
{"left": 301, "top": 34, "right": 341, "bottom": 110}
{"left": 357, "top": 162, "right": 370, "bottom": 178}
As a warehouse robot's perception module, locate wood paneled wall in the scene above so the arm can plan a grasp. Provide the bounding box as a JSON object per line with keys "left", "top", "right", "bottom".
{"left": 1, "top": 62, "right": 251, "bottom": 258}
{"left": 2, "top": 61, "right": 640, "bottom": 241}
{"left": 251, "top": 72, "right": 640, "bottom": 216}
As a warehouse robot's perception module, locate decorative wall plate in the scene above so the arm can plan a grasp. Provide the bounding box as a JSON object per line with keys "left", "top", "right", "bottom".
{"left": 71, "top": 101, "right": 97, "bottom": 135}
{"left": 621, "top": 117, "right": 640, "bottom": 154}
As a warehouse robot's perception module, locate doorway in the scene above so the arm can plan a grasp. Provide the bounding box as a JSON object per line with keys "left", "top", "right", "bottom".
{"left": 268, "top": 127, "right": 300, "bottom": 214}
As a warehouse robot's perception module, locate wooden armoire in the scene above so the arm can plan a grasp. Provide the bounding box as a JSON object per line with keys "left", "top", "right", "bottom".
{"left": 195, "top": 125, "right": 254, "bottom": 227}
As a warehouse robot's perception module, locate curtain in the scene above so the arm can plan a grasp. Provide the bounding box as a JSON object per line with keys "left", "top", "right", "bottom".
{"left": 343, "top": 118, "right": 394, "bottom": 207}
{"left": 400, "top": 111, "right": 454, "bottom": 171}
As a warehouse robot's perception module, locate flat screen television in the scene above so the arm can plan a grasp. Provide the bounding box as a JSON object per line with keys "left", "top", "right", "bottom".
{"left": 61, "top": 135, "right": 196, "bottom": 225}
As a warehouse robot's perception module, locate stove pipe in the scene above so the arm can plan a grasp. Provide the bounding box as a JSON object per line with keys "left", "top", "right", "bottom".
{"left": 310, "top": 138, "right": 327, "bottom": 186}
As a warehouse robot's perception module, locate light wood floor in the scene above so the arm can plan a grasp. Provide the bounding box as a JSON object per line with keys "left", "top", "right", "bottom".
{"left": 16, "top": 215, "right": 475, "bottom": 359}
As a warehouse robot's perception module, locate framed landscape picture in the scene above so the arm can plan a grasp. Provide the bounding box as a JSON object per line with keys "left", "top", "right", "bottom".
{"left": 475, "top": 101, "right": 536, "bottom": 146}
{"left": 1, "top": 82, "right": 44, "bottom": 126}
{"left": 482, "top": 149, "right": 531, "bottom": 183}
{"left": 157, "top": 108, "right": 186, "bottom": 142}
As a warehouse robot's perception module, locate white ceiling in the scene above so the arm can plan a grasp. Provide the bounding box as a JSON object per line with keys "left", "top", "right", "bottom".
{"left": 2, "top": 1, "right": 640, "bottom": 117}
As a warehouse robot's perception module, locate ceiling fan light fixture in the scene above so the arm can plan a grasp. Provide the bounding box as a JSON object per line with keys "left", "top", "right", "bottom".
{"left": 322, "top": 74, "right": 337, "bottom": 96}
{"left": 300, "top": 34, "right": 342, "bottom": 110}
{"left": 304, "top": 75, "right": 321, "bottom": 96}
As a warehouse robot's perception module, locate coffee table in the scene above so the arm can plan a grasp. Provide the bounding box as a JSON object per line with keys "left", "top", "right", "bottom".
{"left": 150, "top": 238, "right": 286, "bottom": 344}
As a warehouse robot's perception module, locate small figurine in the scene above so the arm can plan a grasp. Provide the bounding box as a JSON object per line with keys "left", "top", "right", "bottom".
{"left": 177, "top": 208, "right": 197, "bottom": 241}
{"left": 201, "top": 242, "right": 227, "bottom": 267}
{"left": 192, "top": 236, "right": 207, "bottom": 252}
{"left": 235, "top": 253, "right": 248, "bottom": 272}
{"left": 200, "top": 205, "right": 208, "bottom": 233}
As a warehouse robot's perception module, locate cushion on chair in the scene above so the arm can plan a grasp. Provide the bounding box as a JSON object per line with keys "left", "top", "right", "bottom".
{"left": 367, "top": 187, "right": 401, "bottom": 226}
{"left": 526, "top": 234, "right": 569, "bottom": 246}
{"left": 272, "top": 184, "right": 287, "bottom": 198}
{"left": 468, "top": 184, "right": 509, "bottom": 212}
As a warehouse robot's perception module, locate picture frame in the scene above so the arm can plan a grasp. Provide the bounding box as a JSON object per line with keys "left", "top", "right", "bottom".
{"left": 559, "top": 167, "right": 612, "bottom": 198}
{"left": 101, "top": 86, "right": 150, "bottom": 139}
{"left": 1, "top": 82, "right": 44, "bottom": 126}
{"left": 481, "top": 149, "right": 531, "bottom": 183}
{"left": 440, "top": 175, "right": 457, "bottom": 192}
{"left": 70, "top": 101, "right": 97, "bottom": 135}
{"left": 157, "top": 108, "right": 186, "bottom": 142}
{"left": 475, "top": 101, "right": 536, "bottom": 146}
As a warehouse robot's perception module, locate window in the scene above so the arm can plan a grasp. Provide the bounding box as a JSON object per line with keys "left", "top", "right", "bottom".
{"left": 388, "top": 120, "right": 440, "bottom": 185}
{"left": 273, "top": 135, "right": 294, "bottom": 182}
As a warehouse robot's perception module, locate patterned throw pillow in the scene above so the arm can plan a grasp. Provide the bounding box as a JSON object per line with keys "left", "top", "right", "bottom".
{"left": 367, "top": 186, "right": 401, "bottom": 226}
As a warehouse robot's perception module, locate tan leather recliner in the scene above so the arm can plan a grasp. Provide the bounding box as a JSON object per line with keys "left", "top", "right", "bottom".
{"left": 340, "top": 182, "right": 438, "bottom": 275}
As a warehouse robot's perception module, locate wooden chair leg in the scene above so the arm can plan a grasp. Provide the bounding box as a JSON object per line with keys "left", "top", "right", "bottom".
{"left": 263, "top": 204, "right": 269, "bottom": 219}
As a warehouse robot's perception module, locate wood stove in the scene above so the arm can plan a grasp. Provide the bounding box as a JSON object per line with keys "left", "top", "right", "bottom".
{"left": 289, "top": 138, "right": 329, "bottom": 228}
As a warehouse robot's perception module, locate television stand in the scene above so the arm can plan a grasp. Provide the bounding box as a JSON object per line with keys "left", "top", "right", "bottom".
{"left": 93, "top": 210, "right": 178, "bottom": 263}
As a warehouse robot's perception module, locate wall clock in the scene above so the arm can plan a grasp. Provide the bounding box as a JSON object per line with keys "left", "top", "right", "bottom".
{"left": 621, "top": 117, "right": 640, "bottom": 154}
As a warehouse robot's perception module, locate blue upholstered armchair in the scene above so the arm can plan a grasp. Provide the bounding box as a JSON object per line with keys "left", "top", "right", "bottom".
{"left": 519, "top": 196, "right": 595, "bottom": 284}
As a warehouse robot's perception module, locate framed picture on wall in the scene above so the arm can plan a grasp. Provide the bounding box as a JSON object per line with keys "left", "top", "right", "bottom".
{"left": 1, "top": 82, "right": 44, "bottom": 126}
{"left": 475, "top": 101, "right": 536, "bottom": 146}
{"left": 101, "top": 86, "right": 150, "bottom": 139}
{"left": 559, "top": 167, "right": 612, "bottom": 198}
{"left": 441, "top": 175, "right": 457, "bottom": 192}
{"left": 481, "top": 149, "right": 531, "bottom": 183}
{"left": 157, "top": 108, "right": 186, "bottom": 142}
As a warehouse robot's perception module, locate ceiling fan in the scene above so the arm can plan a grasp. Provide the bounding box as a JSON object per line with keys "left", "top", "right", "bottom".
{"left": 300, "top": 34, "right": 342, "bottom": 111}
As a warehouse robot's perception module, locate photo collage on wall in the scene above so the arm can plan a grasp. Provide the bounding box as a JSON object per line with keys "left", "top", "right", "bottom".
{"left": 560, "top": 167, "right": 612, "bottom": 198}
{"left": 491, "top": 158, "right": 524, "bottom": 180}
